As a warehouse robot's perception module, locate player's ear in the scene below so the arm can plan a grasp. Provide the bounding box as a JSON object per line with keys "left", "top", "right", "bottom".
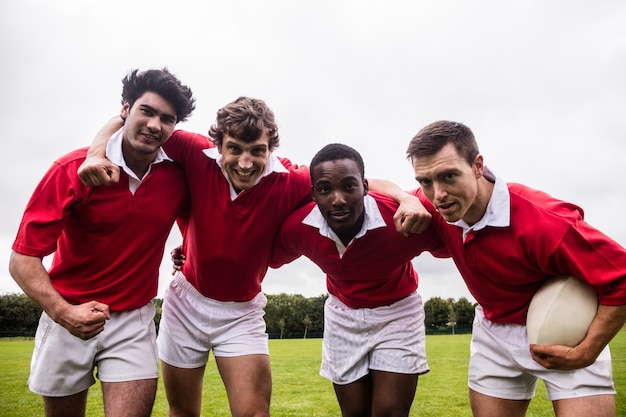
{"left": 121, "top": 101, "right": 130, "bottom": 120}
{"left": 473, "top": 154, "right": 484, "bottom": 178}
{"left": 363, "top": 178, "right": 369, "bottom": 195}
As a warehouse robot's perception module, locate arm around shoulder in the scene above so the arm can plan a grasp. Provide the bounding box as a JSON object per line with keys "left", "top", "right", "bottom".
{"left": 77, "top": 115, "right": 124, "bottom": 186}
{"left": 368, "top": 178, "right": 431, "bottom": 235}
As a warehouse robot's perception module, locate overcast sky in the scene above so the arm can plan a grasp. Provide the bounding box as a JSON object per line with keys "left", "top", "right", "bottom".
{"left": 1, "top": 0, "right": 625, "bottom": 303}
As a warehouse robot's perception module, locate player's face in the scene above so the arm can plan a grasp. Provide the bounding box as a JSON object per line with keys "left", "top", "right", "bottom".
{"left": 312, "top": 159, "right": 368, "bottom": 244}
{"left": 412, "top": 142, "right": 484, "bottom": 224}
{"left": 219, "top": 133, "right": 270, "bottom": 193}
{"left": 122, "top": 91, "right": 177, "bottom": 157}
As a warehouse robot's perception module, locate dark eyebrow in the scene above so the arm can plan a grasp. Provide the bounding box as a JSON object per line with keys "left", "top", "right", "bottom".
{"left": 138, "top": 104, "right": 177, "bottom": 123}
{"left": 137, "top": 103, "right": 157, "bottom": 112}
{"left": 439, "top": 169, "right": 460, "bottom": 177}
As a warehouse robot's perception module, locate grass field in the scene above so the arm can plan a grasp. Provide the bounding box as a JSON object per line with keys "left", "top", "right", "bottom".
{"left": 1, "top": 331, "right": 625, "bottom": 416}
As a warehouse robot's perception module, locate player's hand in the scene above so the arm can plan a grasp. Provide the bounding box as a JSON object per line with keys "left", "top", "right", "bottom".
{"left": 171, "top": 246, "right": 185, "bottom": 275}
{"left": 529, "top": 343, "right": 596, "bottom": 370}
{"left": 78, "top": 157, "right": 120, "bottom": 186}
{"left": 393, "top": 195, "right": 432, "bottom": 236}
{"left": 57, "top": 301, "right": 110, "bottom": 340}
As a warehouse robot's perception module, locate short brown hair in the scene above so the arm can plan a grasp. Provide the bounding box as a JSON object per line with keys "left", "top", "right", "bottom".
{"left": 208, "top": 97, "right": 280, "bottom": 151}
{"left": 406, "top": 120, "right": 479, "bottom": 165}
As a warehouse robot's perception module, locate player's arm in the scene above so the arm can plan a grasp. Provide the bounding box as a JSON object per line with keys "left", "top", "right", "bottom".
{"left": 368, "top": 178, "right": 431, "bottom": 235}
{"left": 530, "top": 219, "right": 626, "bottom": 369}
{"left": 77, "top": 115, "right": 124, "bottom": 186}
{"left": 8, "top": 251, "right": 110, "bottom": 340}
{"left": 530, "top": 303, "right": 626, "bottom": 369}
{"left": 268, "top": 219, "right": 303, "bottom": 269}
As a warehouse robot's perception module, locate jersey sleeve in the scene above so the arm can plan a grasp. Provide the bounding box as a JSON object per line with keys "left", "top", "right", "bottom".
{"left": 427, "top": 238, "right": 451, "bottom": 259}
{"left": 553, "top": 219, "right": 626, "bottom": 306}
{"left": 163, "top": 129, "right": 215, "bottom": 163}
{"left": 269, "top": 219, "right": 303, "bottom": 269}
{"left": 12, "top": 160, "right": 81, "bottom": 257}
{"left": 406, "top": 188, "right": 450, "bottom": 258}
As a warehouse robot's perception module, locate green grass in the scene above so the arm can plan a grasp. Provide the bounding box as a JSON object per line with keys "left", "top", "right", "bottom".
{"left": 1, "top": 332, "right": 625, "bottom": 416}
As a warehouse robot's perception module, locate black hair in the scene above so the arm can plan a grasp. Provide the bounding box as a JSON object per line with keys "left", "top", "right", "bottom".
{"left": 121, "top": 68, "right": 195, "bottom": 123}
{"left": 310, "top": 143, "right": 365, "bottom": 183}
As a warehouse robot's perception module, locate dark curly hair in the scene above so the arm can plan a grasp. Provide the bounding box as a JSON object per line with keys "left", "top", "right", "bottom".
{"left": 208, "top": 97, "right": 280, "bottom": 151}
{"left": 121, "top": 68, "right": 195, "bottom": 123}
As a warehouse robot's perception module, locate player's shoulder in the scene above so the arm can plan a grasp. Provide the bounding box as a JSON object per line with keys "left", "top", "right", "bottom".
{"left": 54, "top": 147, "right": 88, "bottom": 164}
{"left": 170, "top": 129, "right": 215, "bottom": 148}
{"left": 368, "top": 191, "right": 399, "bottom": 213}
{"left": 277, "top": 202, "right": 318, "bottom": 240}
{"left": 47, "top": 147, "right": 89, "bottom": 175}
{"left": 508, "top": 183, "right": 584, "bottom": 221}
{"left": 286, "top": 200, "right": 316, "bottom": 221}
{"left": 368, "top": 191, "right": 398, "bottom": 204}
{"left": 276, "top": 156, "right": 309, "bottom": 176}
{"left": 171, "top": 128, "right": 209, "bottom": 140}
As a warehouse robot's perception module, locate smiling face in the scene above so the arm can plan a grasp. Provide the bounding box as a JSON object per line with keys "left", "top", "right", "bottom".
{"left": 218, "top": 132, "right": 270, "bottom": 193}
{"left": 312, "top": 158, "right": 368, "bottom": 245}
{"left": 412, "top": 142, "right": 485, "bottom": 225}
{"left": 121, "top": 91, "right": 177, "bottom": 159}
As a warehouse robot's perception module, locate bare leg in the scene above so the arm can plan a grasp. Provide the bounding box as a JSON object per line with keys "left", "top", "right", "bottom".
{"left": 43, "top": 390, "right": 88, "bottom": 417}
{"left": 333, "top": 374, "right": 372, "bottom": 417}
{"left": 215, "top": 354, "right": 271, "bottom": 417}
{"left": 553, "top": 394, "right": 615, "bottom": 417}
{"left": 101, "top": 379, "right": 157, "bottom": 417}
{"left": 161, "top": 361, "right": 206, "bottom": 417}
{"left": 371, "top": 370, "right": 418, "bottom": 417}
{"left": 469, "top": 388, "right": 530, "bottom": 417}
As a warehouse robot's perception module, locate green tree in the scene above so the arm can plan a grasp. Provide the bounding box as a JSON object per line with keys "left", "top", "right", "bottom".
{"left": 264, "top": 293, "right": 327, "bottom": 337}
{"left": 265, "top": 293, "right": 299, "bottom": 334}
{"left": 278, "top": 317, "right": 286, "bottom": 339}
{"left": 424, "top": 296, "right": 449, "bottom": 328}
{"left": 447, "top": 299, "right": 457, "bottom": 334}
{"left": 0, "top": 293, "right": 42, "bottom": 335}
{"left": 453, "top": 297, "right": 476, "bottom": 326}
{"left": 305, "top": 294, "right": 327, "bottom": 336}
{"left": 303, "top": 315, "right": 312, "bottom": 339}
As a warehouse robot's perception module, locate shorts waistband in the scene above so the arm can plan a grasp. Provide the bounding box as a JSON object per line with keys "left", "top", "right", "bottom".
{"left": 328, "top": 290, "right": 420, "bottom": 309}
{"left": 171, "top": 272, "right": 265, "bottom": 310}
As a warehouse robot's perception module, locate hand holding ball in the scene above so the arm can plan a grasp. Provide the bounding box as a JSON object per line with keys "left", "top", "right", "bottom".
{"left": 526, "top": 276, "right": 598, "bottom": 347}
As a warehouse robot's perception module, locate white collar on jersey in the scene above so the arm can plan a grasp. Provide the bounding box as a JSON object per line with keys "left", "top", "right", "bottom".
{"left": 452, "top": 166, "right": 511, "bottom": 241}
{"left": 202, "top": 147, "right": 289, "bottom": 200}
{"left": 106, "top": 127, "right": 173, "bottom": 194}
{"left": 302, "top": 194, "right": 386, "bottom": 257}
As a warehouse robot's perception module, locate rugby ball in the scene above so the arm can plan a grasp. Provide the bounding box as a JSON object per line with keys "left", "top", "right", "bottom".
{"left": 526, "top": 275, "right": 598, "bottom": 347}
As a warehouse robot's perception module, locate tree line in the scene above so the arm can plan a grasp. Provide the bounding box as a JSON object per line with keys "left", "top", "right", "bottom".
{"left": 0, "top": 293, "right": 476, "bottom": 338}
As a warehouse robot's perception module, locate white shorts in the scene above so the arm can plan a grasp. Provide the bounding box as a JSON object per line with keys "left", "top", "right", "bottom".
{"left": 469, "top": 305, "right": 615, "bottom": 401}
{"left": 157, "top": 273, "right": 269, "bottom": 368}
{"left": 29, "top": 302, "right": 158, "bottom": 397}
{"left": 320, "top": 292, "right": 429, "bottom": 385}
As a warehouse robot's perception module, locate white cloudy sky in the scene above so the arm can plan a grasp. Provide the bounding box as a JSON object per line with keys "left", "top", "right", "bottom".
{"left": 1, "top": 0, "right": 625, "bottom": 304}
